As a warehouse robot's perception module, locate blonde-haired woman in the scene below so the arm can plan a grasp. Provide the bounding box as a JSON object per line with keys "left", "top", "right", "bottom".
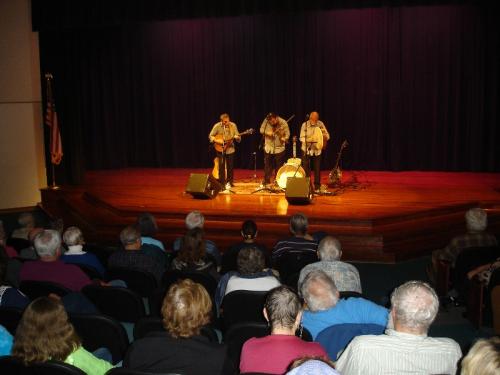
{"left": 12, "top": 297, "right": 113, "bottom": 375}
{"left": 461, "top": 337, "right": 500, "bottom": 375}
{"left": 124, "top": 279, "right": 232, "bottom": 374}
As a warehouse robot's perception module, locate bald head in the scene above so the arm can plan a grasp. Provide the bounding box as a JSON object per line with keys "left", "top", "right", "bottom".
{"left": 309, "top": 112, "right": 319, "bottom": 122}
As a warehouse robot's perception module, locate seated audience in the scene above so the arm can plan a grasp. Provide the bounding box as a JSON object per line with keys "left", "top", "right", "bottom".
{"left": 272, "top": 213, "right": 318, "bottom": 262}
{"left": 108, "top": 225, "right": 165, "bottom": 283}
{"left": 0, "top": 223, "right": 16, "bottom": 258}
{"left": 170, "top": 227, "right": 219, "bottom": 281}
{"left": 11, "top": 297, "right": 113, "bottom": 374}
{"left": 336, "top": 280, "right": 462, "bottom": 375}
{"left": 239, "top": 286, "right": 327, "bottom": 374}
{"left": 124, "top": 279, "right": 232, "bottom": 374}
{"left": 298, "top": 236, "right": 362, "bottom": 294}
{"left": 10, "top": 213, "right": 35, "bottom": 240}
{"left": 216, "top": 246, "right": 280, "bottom": 309}
{"left": 221, "top": 220, "right": 270, "bottom": 274}
{"left": 136, "top": 212, "right": 166, "bottom": 251}
{"left": 300, "top": 270, "right": 388, "bottom": 339}
{"left": 430, "top": 207, "right": 497, "bottom": 280}
{"left": 61, "top": 226, "right": 106, "bottom": 277}
{"left": 173, "top": 211, "right": 221, "bottom": 265}
{"left": 287, "top": 357, "right": 340, "bottom": 375}
{"left": 461, "top": 336, "right": 500, "bottom": 375}
{"left": 0, "top": 325, "right": 13, "bottom": 357}
{"left": 19, "top": 229, "right": 92, "bottom": 292}
{"left": 18, "top": 227, "right": 44, "bottom": 260}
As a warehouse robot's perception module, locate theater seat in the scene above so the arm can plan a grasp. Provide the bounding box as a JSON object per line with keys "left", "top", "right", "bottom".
{"left": 19, "top": 280, "right": 71, "bottom": 300}
{"left": 0, "top": 356, "right": 85, "bottom": 375}
{"left": 107, "top": 268, "right": 158, "bottom": 298}
{"left": 274, "top": 252, "right": 318, "bottom": 288}
{"left": 162, "top": 270, "right": 217, "bottom": 297}
{"left": 223, "top": 322, "right": 270, "bottom": 368}
{"left": 0, "top": 306, "right": 24, "bottom": 335}
{"left": 221, "top": 290, "right": 268, "bottom": 331}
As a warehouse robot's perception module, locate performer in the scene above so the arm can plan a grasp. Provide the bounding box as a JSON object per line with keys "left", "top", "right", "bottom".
{"left": 300, "top": 111, "right": 330, "bottom": 191}
{"left": 259, "top": 113, "right": 290, "bottom": 186}
{"left": 209, "top": 113, "right": 240, "bottom": 190}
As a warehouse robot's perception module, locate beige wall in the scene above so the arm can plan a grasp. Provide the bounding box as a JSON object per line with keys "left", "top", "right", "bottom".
{"left": 0, "top": 0, "right": 46, "bottom": 209}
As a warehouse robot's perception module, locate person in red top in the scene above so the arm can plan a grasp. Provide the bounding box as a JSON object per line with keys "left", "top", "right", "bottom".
{"left": 239, "top": 285, "right": 327, "bottom": 374}
{"left": 19, "top": 229, "right": 91, "bottom": 292}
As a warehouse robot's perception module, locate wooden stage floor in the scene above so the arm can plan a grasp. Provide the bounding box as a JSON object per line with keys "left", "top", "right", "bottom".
{"left": 40, "top": 169, "right": 500, "bottom": 263}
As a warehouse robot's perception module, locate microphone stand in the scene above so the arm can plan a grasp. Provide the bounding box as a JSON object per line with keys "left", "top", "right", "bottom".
{"left": 220, "top": 122, "right": 235, "bottom": 194}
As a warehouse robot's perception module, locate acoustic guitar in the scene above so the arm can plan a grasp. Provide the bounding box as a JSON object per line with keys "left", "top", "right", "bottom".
{"left": 213, "top": 128, "right": 254, "bottom": 153}
{"left": 328, "top": 140, "right": 348, "bottom": 185}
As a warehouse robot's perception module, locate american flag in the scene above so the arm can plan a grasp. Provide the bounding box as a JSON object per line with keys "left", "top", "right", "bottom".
{"left": 45, "top": 75, "right": 63, "bottom": 165}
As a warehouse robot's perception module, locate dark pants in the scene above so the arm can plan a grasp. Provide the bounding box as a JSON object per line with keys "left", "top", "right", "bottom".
{"left": 216, "top": 151, "right": 234, "bottom": 186}
{"left": 264, "top": 151, "right": 285, "bottom": 184}
{"left": 302, "top": 153, "right": 322, "bottom": 189}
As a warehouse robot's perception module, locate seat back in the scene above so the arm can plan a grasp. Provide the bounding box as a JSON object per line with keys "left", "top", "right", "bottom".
{"left": 82, "top": 285, "right": 145, "bottom": 323}
{"left": 133, "top": 316, "right": 218, "bottom": 343}
{"left": 223, "top": 322, "right": 270, "bottom": 367}
{"left": 0, "top": 306, "right": 24, "bottom": 335}
{"left": 69, "top": 313, "right": 129, "bottom": 363}
{"left": 6, "top": 238, "right": 30, "bottom": 252}
{"left": 221, "top": 290, "right": 268, "bottom": 330}
{"left": 162, "top": 270, "right": 217, "bottom": 297}
{"left": 74, "top": 263, "right": 102, "bottom": 280}
{"left": 107, "top": 268, "right": 158, "bottom": 297}
{"left": 0, "top": 356, "right": 85, "bottom": 375}
{"left": 315, "top": 323, "right": 385, "bottom": 360}
{"left": 19, "top": 280, "right": 72, "bottom": 300}
{"left": 275, "top": 252, "right": 317, "bottom": 288}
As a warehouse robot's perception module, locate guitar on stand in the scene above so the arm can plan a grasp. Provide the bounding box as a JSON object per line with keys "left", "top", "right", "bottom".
{"left": 212, "top": 128, "right": 254, "bottom": 179}
{"left": 328, "top": 140, "right": 348, "bottom": 186}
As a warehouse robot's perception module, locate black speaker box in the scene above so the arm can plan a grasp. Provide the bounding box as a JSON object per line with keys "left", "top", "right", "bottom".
{"left": 285, "top": 177, "right": 312, "bottom": 204}
{"left": 185, "top": 173, "right": 221, "bottom": 199}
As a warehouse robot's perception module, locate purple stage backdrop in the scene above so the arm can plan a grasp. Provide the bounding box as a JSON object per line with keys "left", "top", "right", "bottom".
{"left": 37, "top": 3, "right": 499, "bottom": 184}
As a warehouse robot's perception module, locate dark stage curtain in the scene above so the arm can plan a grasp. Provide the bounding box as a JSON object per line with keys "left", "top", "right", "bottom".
{"left": 37, "top": 4, "right": 500, "bottom": 184}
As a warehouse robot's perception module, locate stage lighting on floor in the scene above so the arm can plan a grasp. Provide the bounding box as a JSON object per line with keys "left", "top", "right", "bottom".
{"left": 285, "top": 177, "right": 312, "bottom": 205}
{"left": 185, "top": 173, "right": 221, "bottom": 199}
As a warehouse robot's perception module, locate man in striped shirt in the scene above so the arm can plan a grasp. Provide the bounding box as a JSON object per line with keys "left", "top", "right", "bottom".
{"left": 272, "top": 213, "right": 318, "bottom": 262}
{"left": 336, "top": 280, "right": 462, "bottom": 375}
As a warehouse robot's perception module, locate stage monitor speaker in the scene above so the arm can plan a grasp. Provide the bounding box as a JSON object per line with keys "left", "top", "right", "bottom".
{"left": 285, "top": 177, "right": 312, "bottom": 205}
{"left": 185, "top": 173, "right": 221, "bottom": 199}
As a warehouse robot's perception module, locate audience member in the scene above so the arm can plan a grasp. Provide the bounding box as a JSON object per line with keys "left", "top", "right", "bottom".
{"left": 19, "top": 229, "right": 92, "bottom": 292}
{"left": 287, "top": 357, "right": 340, "bottom": 375}
{"left": 239, "top": 286, "right": 327, "bottom": 374}
{"left": 298, "top": 236, "right": 362, "bottom": 294}
{"left": 336, "top": 280, "right": 462, "bottom": 375}
{"left": 61, "top": 226, "right": 106, "bottom": 277}
{"left": 300, "top": 270, "right": 388, "bottom": 339}
{"left": 221, "top": 220, "right": 270, "bottom": 274}
{"left": 10, "top": 213, "right": 35, "bottom": 240}
{"left": 108, "top": 225, "right": 165, "bottom": 283}
{"left": 124, "top": 279, "right": 233, "bottom": 374}
{"left": 461, "top": 337, "right": 500, "bottom": 375}
{"left": 0, "top": 248, "right": 29, "bottom": 309}
{"left": 173, "top": 211, "right": 221, "bottom": 265}
{"left": 272, "top": 213, "right": 318, "bottom": 262}
{"left": 216, "top": 246, "right": 280, "bottom": 309}
{"left": 0, "top": 223, "right": 16, "bottom": 258}
{"left": 11, "top": 297, "right": 113, "bottom": 374}
{"left": 18, "top": 227, "right": 44, "bottom": 260}
{"left": 430, "top": 208, "right": 497, "bottom": 280}
{"left": 0, "top": 325, "right": 13, "bottom": 357}
{"left": 170, "top": 227, "right": 219, "bottom": 281}
{"left": 136, "top": 212, "right": 166, "bottom": 251}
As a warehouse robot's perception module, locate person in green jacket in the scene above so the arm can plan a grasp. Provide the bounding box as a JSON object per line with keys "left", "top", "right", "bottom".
{"left": 11, "top": 297, "right": 113, "bottom": 375}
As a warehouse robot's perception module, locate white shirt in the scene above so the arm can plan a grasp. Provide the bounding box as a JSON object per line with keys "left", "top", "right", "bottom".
{"left": 300, "top": 121, "right": 329, "bottom": 156}
{"left": 64, "top": 245, "right": 86, "bottom": 255}
{"left": 225, "top": 275, "right": 281, "bottom": 296}
{"left": 336, "top": 329, "right": 462, "bottom": 375}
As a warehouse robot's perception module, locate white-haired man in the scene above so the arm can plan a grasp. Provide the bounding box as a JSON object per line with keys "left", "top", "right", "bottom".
{"left": 431, "top": 207, "right": 497, "bottom": 279}
{"left": 172, "top": 211, "right": 221, "bottom": 265}
{"left": 300, "top": 270, "right": 388, "bottom": 339}
{"left": 298, "top": 236, "right": 361, "bottom": 294}
{"left": 336, "top": 280, "right": 462, "bottom": 375}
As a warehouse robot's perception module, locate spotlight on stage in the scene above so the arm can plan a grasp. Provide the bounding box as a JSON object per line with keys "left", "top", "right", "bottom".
{"left": 285, "top": 177, "right": 312, "bottom": 205}
{"left": 185, "top": 173, "right": 221, "bottom": 199}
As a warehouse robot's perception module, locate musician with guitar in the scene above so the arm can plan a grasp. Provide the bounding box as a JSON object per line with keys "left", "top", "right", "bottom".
{"left": 300, "top": 111, "right": 330, "bottom": 191}
{"left": 259, "top": 112, "right": 290, "bottom": 186}
{"left": 209, "top": 113, "right": 241, "bottom": 190}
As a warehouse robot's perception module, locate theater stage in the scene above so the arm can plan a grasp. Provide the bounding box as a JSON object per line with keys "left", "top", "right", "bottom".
{"left": 40, "top": 169, "right": 500, "bottom": 263}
